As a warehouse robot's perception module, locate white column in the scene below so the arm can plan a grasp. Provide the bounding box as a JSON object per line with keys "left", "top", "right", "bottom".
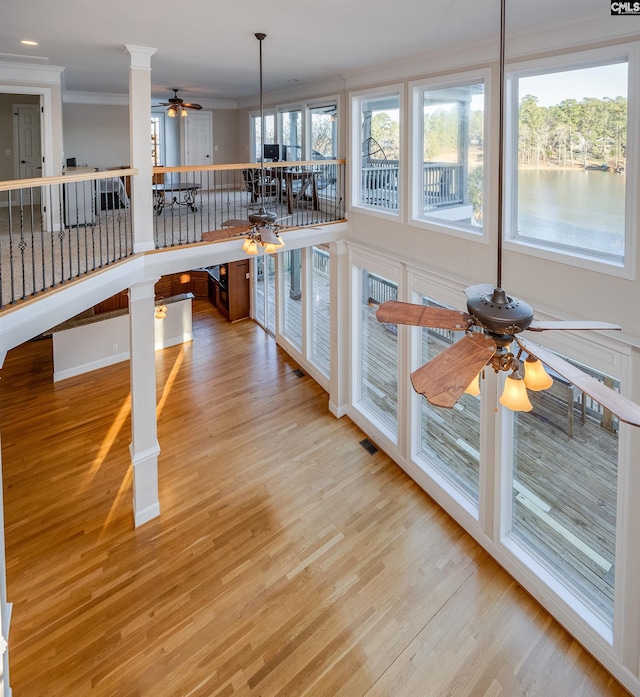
{"left": 125, "top": 44, "right": 157, "bottom": 253}
{"left": 128, "top": 280, "right": 160, "bottom": 526}
{"left": 328, "top": 240, "right": 349, "bottom": 417}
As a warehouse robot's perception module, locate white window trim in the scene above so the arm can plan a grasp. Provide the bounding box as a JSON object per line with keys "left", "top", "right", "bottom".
{"left": 349, "top": 83, "right": 404, "bottom": 221}
{"left": 503, "top": 43, "right": 639, "bottom": 280}
{"left": 408, "top": 68, "right": 491, "bottom": 243}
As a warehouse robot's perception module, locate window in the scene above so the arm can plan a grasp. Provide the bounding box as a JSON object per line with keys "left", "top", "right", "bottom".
{"left": 412, "top": 73, "right": 487, "bottom": 235}
{"left": 309, "top": 104, "right": 337, "bottom": 160}
{"left": 505, "top": 47, "right": 636, "bottom": 270}
{"left": 151, "top": 116, "right": 163, "bottom": 165}
{"left": 352, "top": 89, "right": 401, "bottom": 213}
{"left": 356, "top": 267, "right": 398, "bottom": 433}
{"left": 310, "top": 246, "right": 330, "bottom": 376}
{"left": 251, "top": 113, "right": 275, "bottom": 162}
{"left": 415, "top": 295, "right": 481, "bottom": 506}
{"left": 253, "top": 255, "right": 276, "bottom": 335}
{"left": 508, "top": 350, "right": 620, "bottom": 627}
{"left": 282, "top": 249, "right": 302, "bottom": 350}
{"left": 279, "top": 107, "right": 302, "bottom": 161}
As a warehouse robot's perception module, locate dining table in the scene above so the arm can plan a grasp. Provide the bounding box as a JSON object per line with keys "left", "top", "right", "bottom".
{"left": 267, "top": 167, "right": 320, "bottom": 215}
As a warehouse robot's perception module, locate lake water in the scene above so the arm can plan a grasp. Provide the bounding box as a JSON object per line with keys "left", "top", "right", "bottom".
{"left": 517, "top": 168, "right": 625, "bottom": 259}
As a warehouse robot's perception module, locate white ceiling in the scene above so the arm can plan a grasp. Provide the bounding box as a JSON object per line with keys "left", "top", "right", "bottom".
{"left": 0, "top": 0, "right": 629, "bottom": 105}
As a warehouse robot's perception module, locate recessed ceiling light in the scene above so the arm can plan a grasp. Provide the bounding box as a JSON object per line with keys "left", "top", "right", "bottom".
{"left": 21, "top": 40, "right": 38, "bottom": 46}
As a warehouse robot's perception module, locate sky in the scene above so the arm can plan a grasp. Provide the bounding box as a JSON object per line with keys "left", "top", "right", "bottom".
{"left": 520, "top": 62, "right": 628, "bottom": 107}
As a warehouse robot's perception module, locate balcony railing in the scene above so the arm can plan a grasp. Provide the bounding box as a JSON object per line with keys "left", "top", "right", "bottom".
{"left": 152, "top": 161, "right": 344, "bottom": 249}
{"left": 0, "top": 161, "right": 345, "bottom": 309}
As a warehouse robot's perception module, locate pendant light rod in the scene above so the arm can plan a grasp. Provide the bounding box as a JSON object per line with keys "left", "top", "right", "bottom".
{"left": 496, "top": 0, "right": 506, "bottom": 290}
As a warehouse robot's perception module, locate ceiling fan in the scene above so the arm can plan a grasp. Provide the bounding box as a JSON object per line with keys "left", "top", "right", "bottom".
{"left": 375, "top": 0, "right": 640, "bottom": 428}
{"left": 202, "top": 33, "right": 286, "bottom": 254}
{"left": 154, "top": 88, "right": 202, "bottom": 117}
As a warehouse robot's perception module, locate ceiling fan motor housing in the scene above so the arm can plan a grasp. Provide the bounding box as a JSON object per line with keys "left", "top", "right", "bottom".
{"left": 467, "top": 287, "right": 534, "bottom": 334}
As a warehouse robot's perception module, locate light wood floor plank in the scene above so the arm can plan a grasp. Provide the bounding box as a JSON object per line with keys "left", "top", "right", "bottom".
{"left": 0, "top": 300, "right": 631, "bottom": 696}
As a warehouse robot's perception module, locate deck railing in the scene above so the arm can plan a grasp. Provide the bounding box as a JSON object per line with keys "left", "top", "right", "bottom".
{"left": 423, "top": 163, "right": 464, "bottom": 209}
{"left": 359, "top": 161, "right": 464, "bottom": 212}
{"left": 0, "top": 161, "right": 345, "bottom": 309}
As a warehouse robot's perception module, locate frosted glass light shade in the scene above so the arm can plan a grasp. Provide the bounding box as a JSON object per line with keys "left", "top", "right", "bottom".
{"left": 523, "top": 356, "right": 553, "bottom": 391}
{"left": 246, "top": 240, "right": 259, "bottom": 255}
{"left": 167, "top": 106, "right": 177, "bottom": 118}
{"left": 242, "top": 237, "right": 253, "bottom": 252}
{"left": 500, "top": 373, "right": 533, "bottom": 412}
{"left": 464, "top": 372, "right": 481, "bottom": 396}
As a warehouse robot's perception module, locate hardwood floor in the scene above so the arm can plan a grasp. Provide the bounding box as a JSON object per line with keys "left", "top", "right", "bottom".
{"left": 0, "top": 300, "right": 630, "bottom": 696}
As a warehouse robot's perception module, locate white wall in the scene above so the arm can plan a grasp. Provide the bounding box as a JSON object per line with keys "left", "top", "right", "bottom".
{"left": 52, "top": 297, "right": 193, "bottom": 382}
{"left": 62, "top": 103, "right": 130, "bottom": 168}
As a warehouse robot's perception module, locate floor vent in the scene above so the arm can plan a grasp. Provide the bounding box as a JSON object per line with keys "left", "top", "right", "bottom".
{"left": 292, "top": 368, "right": 305, "bottom": 378}
{"left": 359, "top": 438, "right": 378, "bottom": 455}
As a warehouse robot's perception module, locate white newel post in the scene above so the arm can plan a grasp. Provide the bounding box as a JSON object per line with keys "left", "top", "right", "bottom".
{"left": 125, "top": 44, "right": 157, "bottom": 253}
{"left": 128, "top": 281, "right": 161, "bottom": 527}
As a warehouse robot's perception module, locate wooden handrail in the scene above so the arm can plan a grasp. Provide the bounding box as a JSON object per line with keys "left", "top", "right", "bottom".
{"left": 0, "top": 167, "right": 138, "bottom": 192}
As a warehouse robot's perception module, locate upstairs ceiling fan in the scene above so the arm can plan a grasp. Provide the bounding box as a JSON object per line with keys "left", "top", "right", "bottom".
{"left": 154, "top": 88, "right": 202, "bottom": 117}
{"left": 376, "top": 0, "right": 640, "bottom": 428}
{"left": 203, "top": 33, "right": 286, "bottom": 254}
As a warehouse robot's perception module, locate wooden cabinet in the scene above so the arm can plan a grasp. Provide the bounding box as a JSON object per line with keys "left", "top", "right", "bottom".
{"left": 217, "top": 260, "right": 250, "bottom": 322}
{"left": 154, "top": 271, "right": 210, "bottom": 300}
{"left": 189, "top": 270, "right": 209, "bottom": 298}
{"left": 93, "top": 289, "right": 129, "bottom": 315}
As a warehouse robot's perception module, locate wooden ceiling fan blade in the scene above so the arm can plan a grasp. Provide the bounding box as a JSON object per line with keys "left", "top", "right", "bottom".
{"left": 201, "top": 228, "right": 247, "bottom": 242}
{"left": 464, "top": 283, "right": 495, "bottom": 298}
{"left": 183, "top": 103, "right": 203, "bottom": 110}
{"left": 376, "top": 301, "right": 473, "bottom": 330}
{"left": 528, "top": 320, "right": 621, "bottom": 332}
{"left": 221, "top": 218, "right": 250, "bottom": 227}
{"left": 411, "top": 332, "right": 496, "bottom": 408}
{"left": 516, "top": 338, "right": 640, "bottom": 427}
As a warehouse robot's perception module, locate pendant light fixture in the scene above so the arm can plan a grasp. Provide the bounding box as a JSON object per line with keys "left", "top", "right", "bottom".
{"left": 243, "top": 32, "right": 285, "bottom": 254}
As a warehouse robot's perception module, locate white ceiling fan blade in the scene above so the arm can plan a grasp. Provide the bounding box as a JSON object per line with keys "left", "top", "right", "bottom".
{"left": 528, "top": 320, "right": 621, "bottom": 332}
{"left": 516, "top": 338, "right": 640, "bottom": 427}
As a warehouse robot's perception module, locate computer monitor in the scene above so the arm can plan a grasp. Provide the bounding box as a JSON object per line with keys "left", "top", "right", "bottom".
{"left": 66, "top": 157, "right": 77, "bottom": 168}
{"left": 263, "top": 144, "right": 283, "bottom": 162}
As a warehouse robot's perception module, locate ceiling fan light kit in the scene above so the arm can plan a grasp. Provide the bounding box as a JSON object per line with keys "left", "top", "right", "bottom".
{"left": 155, "top": 88, "right": 203, "bottom": 118}
{"left": 499, "top": 372, "right": 533, "bottom": 412}
{"left": 375, "top": 0, "right": 640, "bottom": 428}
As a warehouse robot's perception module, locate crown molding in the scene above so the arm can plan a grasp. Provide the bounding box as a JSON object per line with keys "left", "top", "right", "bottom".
{"left": 64, "top": 91, "right": 238, "bottom": 109}
{"left": 0, "top": 61, "right": 64, "bottom": 85}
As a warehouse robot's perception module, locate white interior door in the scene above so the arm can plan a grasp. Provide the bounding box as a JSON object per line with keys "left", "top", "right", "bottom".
{"left": 15, "top": 104, "right": 42, "bottom": 179}
{"left": 184, "top": 111, "right": 213, "bottom": 166}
